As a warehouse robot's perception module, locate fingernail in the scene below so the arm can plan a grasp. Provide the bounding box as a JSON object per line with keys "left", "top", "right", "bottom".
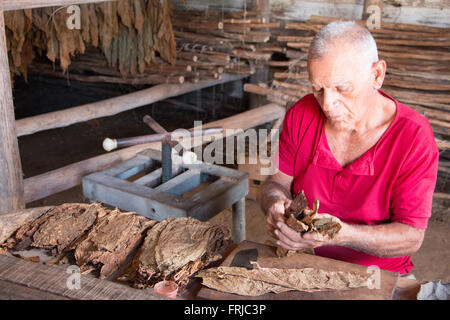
{"left": 274, "top": 229, "right": 279, "bottom": 236}
{"left": 276, "top": 222, "right": 281, "bottom": 228}
{"left": 276, "top": 241, "right": 280, "bottom": 246}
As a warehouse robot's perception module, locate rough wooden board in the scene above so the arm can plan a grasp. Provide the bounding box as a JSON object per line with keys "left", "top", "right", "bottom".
{"left": 0, "top": 254, "right": 167, "bottom": 300}
{"left": 196, "top": 240, "right": 399, "bottom": 300}
{"left": 0, "top": 279, "right": 69, "bottom": 300}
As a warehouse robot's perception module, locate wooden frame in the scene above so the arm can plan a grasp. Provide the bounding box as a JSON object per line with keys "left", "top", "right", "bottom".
{"left": 82, "top": 149, "right": 249, "bottom": 242}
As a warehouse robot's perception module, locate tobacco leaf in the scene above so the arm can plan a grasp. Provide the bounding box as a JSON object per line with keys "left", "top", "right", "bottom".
{"left": 5, "top": 0, "right": 178, "bottom": 80}
{"left": 197, "top": 264, "right": 369, "bottom": 296}
{"left": 122, "top": 217, "right": 231, "bottom": 289}
{"left": 117, "top": 0, "right": 133, "bottom": 28}
{"left": 285, "top": 190, "right": 308, "bottom": 219}
{"left": 72, "top": 209, "right": 156, "bottom": 279}
{"left": 5, "top": 203, "right": 106, "bottom": 254}
{"left": 277, "top": 191, "right": 342, "bottom": 257}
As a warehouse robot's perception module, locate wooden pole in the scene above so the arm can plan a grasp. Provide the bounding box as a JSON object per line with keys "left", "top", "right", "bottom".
{"left": 0, "top": 11, "right": 24, "bottom": 214}
{"left": 15, "top": 74, "right": 246, "bottom": 137}
{"left": 23, "top": 103, "right": 285, "bottom": 203}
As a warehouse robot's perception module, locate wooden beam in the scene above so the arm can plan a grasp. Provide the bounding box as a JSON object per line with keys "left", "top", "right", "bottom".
{"left": 15, "top": 74, "right": 246, "bottom": 137}
{"left": 0, "top": 10, "right": 24, "bottom": 214}
{"left": 1, "top": 0, "right": 115, "bottom": 11}
{"left": 23, "top": 103, "right": 285, "bottom": 203}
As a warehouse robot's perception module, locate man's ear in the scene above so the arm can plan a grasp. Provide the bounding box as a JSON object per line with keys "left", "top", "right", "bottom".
{"left": 372, "top": 59, "right": 386, "bottom": 90}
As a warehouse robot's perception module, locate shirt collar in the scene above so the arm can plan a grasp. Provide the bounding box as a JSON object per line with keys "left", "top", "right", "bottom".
{"left": 312, "top": 90, "right": 399, "bottom": 176}
{"left": 313, "top": 132, "right": 375, "bottom": 176}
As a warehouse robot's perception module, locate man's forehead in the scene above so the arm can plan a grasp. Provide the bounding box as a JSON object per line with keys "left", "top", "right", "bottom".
{"left": 309, "top": 79, "right": 352, "bottom": 87}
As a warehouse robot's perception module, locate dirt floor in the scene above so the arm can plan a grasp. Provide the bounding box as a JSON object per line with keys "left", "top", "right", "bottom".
{"left": 14, "top": 74, "right": 450, "bottom": 285}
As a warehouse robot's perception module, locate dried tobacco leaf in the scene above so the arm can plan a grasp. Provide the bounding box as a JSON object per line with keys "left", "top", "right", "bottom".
{"left": 122, "top": 217, "right": 231, "bottom": 289}
{"left": 5, "top": 203, "right": 106, "bottom": 254}
{"left": 284, "top": 191, "right": 341, "bottom": 239}
{"left": 5, "top": 0, "right": 177, "bottom": 80}
{"left": 30, "top": 202, "right": 106, "bottom": 254}
{"left": 198, "top": 264, "right": 369, "bottom": 296}
{"left": 277, "top": 191, "right": 342, "bottom": 257}
{"left": 72, "top": 209, "right": 156, "bottom": 279}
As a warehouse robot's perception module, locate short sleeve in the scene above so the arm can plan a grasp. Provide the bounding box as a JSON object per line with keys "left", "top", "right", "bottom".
{"left": 276, "top": 107, "right": 297, "bottom": 176}
{"left": 390, "top": 128, "right": 439, "bottom": 229}
{"left": 276, "top": 94, "right": 320, "bottom": 177}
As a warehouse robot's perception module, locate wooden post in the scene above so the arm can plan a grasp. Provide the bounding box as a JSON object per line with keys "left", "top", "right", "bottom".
{"left": 232, "top": 198, "right": 246, "bottom": 244}
{"left": 0, "top": 11, "right": 24, "bottom": 214}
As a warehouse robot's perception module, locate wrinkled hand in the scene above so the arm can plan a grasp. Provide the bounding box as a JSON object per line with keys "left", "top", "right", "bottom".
{"left": 266, "top": 199, "right": 292, "bottom": 239}
{"left": 274, "top": 213, "right": 343, "bottom": 251}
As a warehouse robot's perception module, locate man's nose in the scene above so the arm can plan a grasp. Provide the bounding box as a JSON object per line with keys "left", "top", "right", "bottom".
{"left": 322, "top": 89, "right": 337, "bottom": 114}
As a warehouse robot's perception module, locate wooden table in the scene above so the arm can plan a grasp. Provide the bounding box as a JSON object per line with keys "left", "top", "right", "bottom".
{"left": 0, "top": 254, "right": 167, "bottom": 300}
{"left": 0, "top": 242, "right": 423, "bottom": 300}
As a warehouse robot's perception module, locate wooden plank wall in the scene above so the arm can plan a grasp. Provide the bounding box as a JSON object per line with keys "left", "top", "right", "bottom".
{"left": 172, "top": 0, "right": 450, "bottom": 28}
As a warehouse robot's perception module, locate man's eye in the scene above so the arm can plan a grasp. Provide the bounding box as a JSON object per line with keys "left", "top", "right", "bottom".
{"left": 337, "top": 86, "right": 350, "bottom": 92}
{"left": 313, "top": 87, "right": 323, "bottom": 93}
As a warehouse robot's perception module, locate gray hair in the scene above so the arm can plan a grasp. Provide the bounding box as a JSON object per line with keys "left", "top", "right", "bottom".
{"left": 308, "top": 20, "right": 379, "bottom": 67}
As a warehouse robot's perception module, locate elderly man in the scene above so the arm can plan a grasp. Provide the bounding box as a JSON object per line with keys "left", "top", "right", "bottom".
{"left": 260, "top": 21, "right": 439, "bottom": 274}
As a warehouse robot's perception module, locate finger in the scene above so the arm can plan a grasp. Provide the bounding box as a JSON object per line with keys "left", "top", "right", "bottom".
{"left": 274, "top": 228, "right": 302, "bottom": 249}
{"left": 266, "top": 221, "right": 277, "bottom": 237}
{"left": 276, "top": 220, "right": 304, "bottom": 243}
{"left": 315, "top": 212, "right": 341, "bottom": 224}
{"left": 266, "top": 214, "right": 277, "bottom": 229}
{"left": 283, "top": 199, "right": 292, "bottom": 210}
{"left": 301, "top": 231, "right": 328, "bottom": 242}
{"left": 267, "top": 226, "right": 277, "bottom": 240}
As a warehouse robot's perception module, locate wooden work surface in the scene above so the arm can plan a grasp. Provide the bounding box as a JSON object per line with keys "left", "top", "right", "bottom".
{"left": 0, "top": 254, "right": 167, "bottom": 300}
{"left": 0, "top": 241, "right": 422, "bottom": 300}
{"left": 197, "top": 240, "right": 402, "bottom": 300}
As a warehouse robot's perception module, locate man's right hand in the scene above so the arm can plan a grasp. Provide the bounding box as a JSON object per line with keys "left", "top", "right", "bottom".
{"left": 266, "top": 198, "right": 292, "bottom": 238}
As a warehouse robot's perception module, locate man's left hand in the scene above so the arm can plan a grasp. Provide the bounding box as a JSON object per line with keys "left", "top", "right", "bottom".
{"left": 274, "top": 213, "right": 344, "bottom": 251}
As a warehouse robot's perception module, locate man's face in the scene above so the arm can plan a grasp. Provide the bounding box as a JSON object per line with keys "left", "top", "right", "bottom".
{"left": 308, "top": 43, "right": 375, "bottom": 130}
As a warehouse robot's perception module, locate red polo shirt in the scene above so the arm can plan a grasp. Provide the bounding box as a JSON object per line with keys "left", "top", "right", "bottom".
{"left": 277, "top": 91, "right": 439, "bottom": 274}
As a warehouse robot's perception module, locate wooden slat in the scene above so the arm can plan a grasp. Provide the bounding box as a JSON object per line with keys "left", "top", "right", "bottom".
{"left": 16, "top": 74, "right": 246, "bottom": 137}
{"left": 0, "top": 254, "right": 166, "bottom": 300}
{"left": 1, "top": 0, "right": 114, "bottom": 11}
{"left": 155, "top": 170, "right": 201, "bottom": 195}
